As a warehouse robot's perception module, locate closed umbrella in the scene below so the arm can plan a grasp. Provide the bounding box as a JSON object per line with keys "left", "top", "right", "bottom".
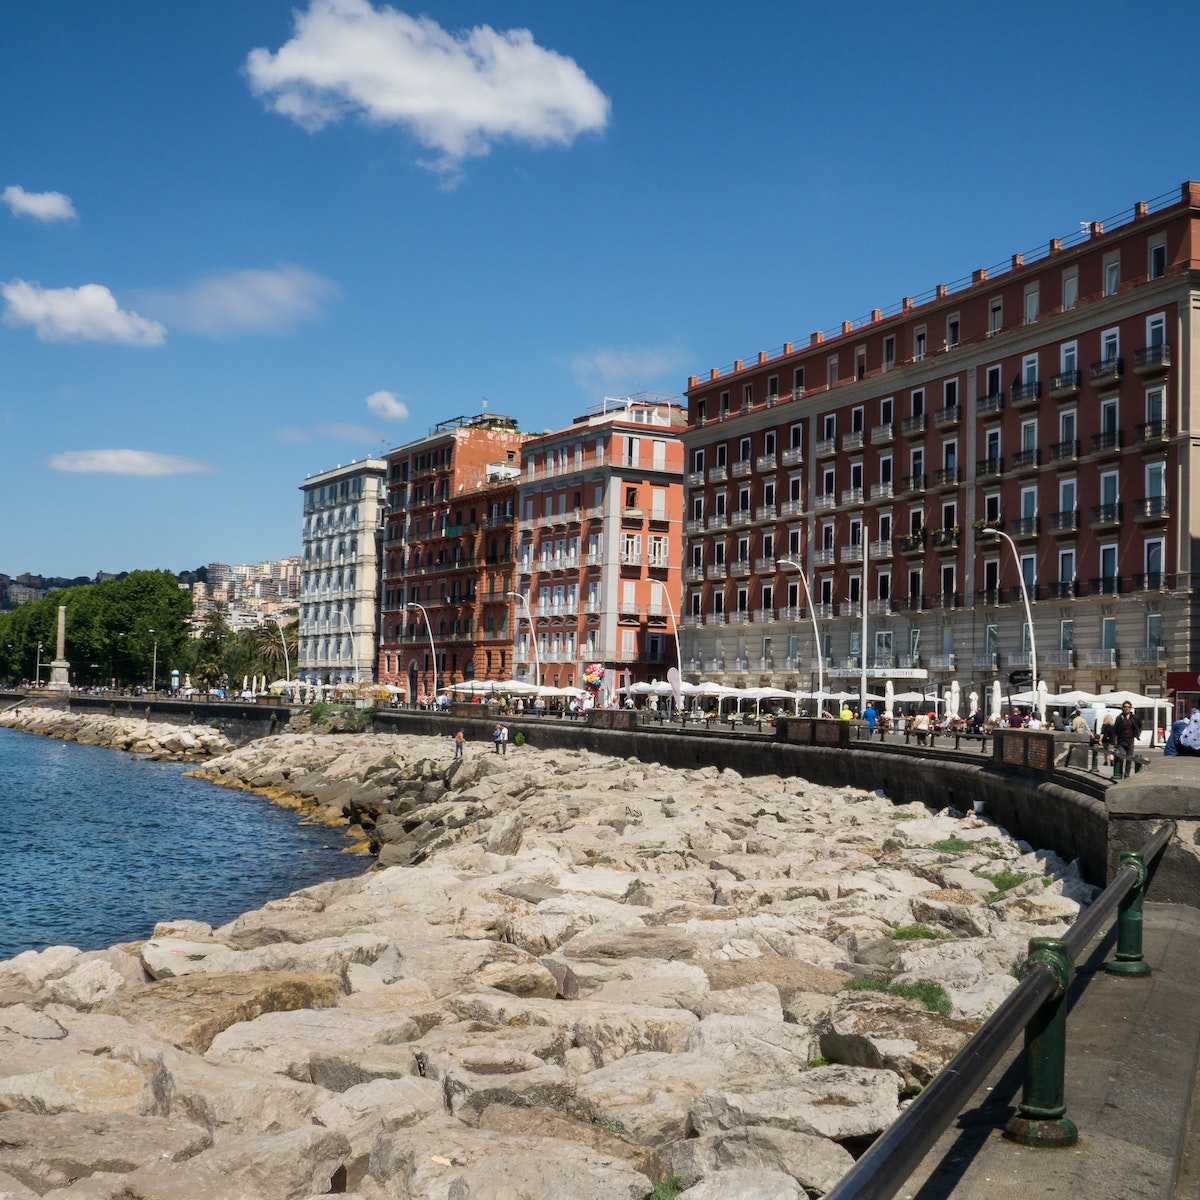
{"left": 990, "top": 680, "right": 1002, "bottom": 721}
{"left": 884, "top": 679, "right": 895, "bottom": 717}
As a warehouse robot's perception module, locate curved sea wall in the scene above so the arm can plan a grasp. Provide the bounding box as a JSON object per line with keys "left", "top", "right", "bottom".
{"left": 0, "top": 731, "right": 1099, "bottom": 1198}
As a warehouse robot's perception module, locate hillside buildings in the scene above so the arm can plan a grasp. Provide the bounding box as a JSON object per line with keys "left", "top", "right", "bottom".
{"left": 297, "top": 458, "right": 387, "bottom": 685}
{"left": 680, "top": 180, "right": 1200, "bottom": 711}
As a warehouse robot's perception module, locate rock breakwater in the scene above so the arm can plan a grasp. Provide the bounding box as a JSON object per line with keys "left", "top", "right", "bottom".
{"left": 0, "top": 732, "right": 1097, "bottom": 1198}
{"left": 0, "top": 705, "right": 232, "bottom": 762}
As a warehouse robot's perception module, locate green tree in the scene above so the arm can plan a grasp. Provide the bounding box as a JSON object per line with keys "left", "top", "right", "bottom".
{"left": 192, "top": 604, "right": 230, "bottom": 692}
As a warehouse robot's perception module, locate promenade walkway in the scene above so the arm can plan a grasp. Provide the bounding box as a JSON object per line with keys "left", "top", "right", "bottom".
{"left": 898, "top": 901, "right": 1200, "bottom": 1200}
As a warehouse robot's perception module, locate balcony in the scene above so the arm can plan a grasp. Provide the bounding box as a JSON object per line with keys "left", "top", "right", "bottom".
{"left": 705, "top": 564, "right": 727, "bottom": 580}
{"left": 704, "top": 614, "right": 726, "bottom": 627}
{"left": 1129, "top": 645, "right": 1166, "bottom": 666}
{"left": 778, "top": 606, "right": 805, "bottom": 622}
{"left": 1088, "top": 502, "right": 1121, "bottom": 529}
{"left": 1131, "top": 572, "right": 1166, "bottom": 592}
{"left": 1011, "top": 380, "right": 1042, "bottom": 408}
{"left": 842, "top": 430, "right": 865, "bottom": 452}
{"left": 841, "top": 543, "right": 863, "bottom": 563}
{"left": 1135, "top": 419, "right": 1169, "bottom": 445}
{"left": 732, "top": 458, "right": 752, "bottom": 478}
{"left": 871, "top": 422, "right": 895, "bottom": 444}
{"left": 1011, "top": 516, "right": 1039, "bottom": 539}
{"left": 814, "top": 493, "right": 837, "bottom": 512}
{"left": 926, "top": 592, "right": 962, "bottom": 609}
{"left": 680, "top": 613, "right": 701, "bottom": 628}
{"left": 729, "top": 559, "right": 752, "bottom": 578}
{"left": 755, "top": 503, "right": 778, "bottom": 523}
{"left": 869, "top": 538, "right": 892, "bottom": 558}
{"left": 1049, "top": 439, "right": 1079, "bottom": 464}
{"left": 1086, "top": 648, "right": 1119, "bottom": 668}
{"left": 1134, "top": 343, "right": 1171, "bottom": 375}
{"left": 1011, "top": 448, "right": 1040, "bottom": 473}
{"left": 933, "top": 404, "right": 961, "bottom": 428}
{"left": 1089, "top": 357, "right": 1123, "bottom": 388}
{"left": 812, "top": 547, "right": 836, "bottom": 567}
{"left": 1088, "top": 430, "right": 1122, "bottom": 457}
{"left": 973, "top": 588, "right": 1001, "bottom": 607}
{"left": 706, "top": 514, "right": 729, "bottom": 531}
{"left": 756, "top": 452, "right": 777, "bottom": 472}
{"left": 930, "top": 528, "right": 959, "bottom": 550}
{"left": 931, "top": 466, "right": 960, "bottom": 489}
{"left": 837, "top": 654, "right": 862, "bottom": 670}
{"left": 782, "top": 446, "right": 804, "bottom": 466}
{"left": 619, "top": 551, "right": 642, "bottom": 568}
{"left": 752, "top": 608, "right": 776, "bottom": 624}
{"left": 892, "top": 596, "right": 922, "bottom": 613}
{"left": 728, "top": 611, "right": 751, "bottom": 625}
{"left": 816, "top": 437, "right": 837, "bottom": 457}
{"left": 731, "top": 508, "right": 753, "bottom": 526}
{"left": 870, "top": 481, "right": 894, "bottom": 501}
{"left": 929, "top": 653, "right": 956, "bottom": 670}
{"left": 896, "top": 532, "right": 926, "bottom": 555}
{"left": 898, "top": 654, "right": 922, "bottom": 669}
{"left": 976, "top": 456, "right": 1004, "bottom": 480}
{"left": 1049, "top": 369, "right": 1081, "bottom": 399}
{"left": 838, "top": 601, "right": 862, "bottom": 619}
{"left": 685, "top": 470, "right": 705, "bottom": 488}
{"left": 781, "top": 498, "right": 804, "bottom": 518}
{"left": 708, "top": 465, "right": 728, "bottom": 483}
{"left": 1089, "top": 575, "right": 1122, "bottom": 596}
{"left": 867, "top": 598, "right": 892, "bottom": 616}
{"left": 812, "top": 602, "right": 835, "bottom": 620}
{"left": 684, "top": 518, "right": 704, "bottom": 535}
{"left": 1008, "top": 651, "right": 1034, "bottom": 669}
{"left": 901, "top": 413, "right": 927, "bottom": 436}
{"left": 973, "top": 653, "right": 998, "bottom": 670}
{"left": 1045, "top": 580, "right": 1077, "bottom": 600}
{"left": 755, "top": 657, "right": 776, "bottom": 672}
{"left": 1133, "top": 495, "right": 1169, "bottom": 521}
{"left": 750, "top": 555, "right": 774, "bottom": 575}
{"left": 898, "top": 473, "right": 927, "bottom": 496}
{"left": 1044, "top": 649, "right": 1076, "bottom": 669}
{"left": 1048, "top": 510, "right": 1080, "bottom": 534}
{"left": 684, "top": 565, "right": 704, "bottom": 583}
{"left": 841, "top": 486, "right": 865, "bottom": 507}
{"left": 975, "top": 392, "right": 1005, "bottom": 415}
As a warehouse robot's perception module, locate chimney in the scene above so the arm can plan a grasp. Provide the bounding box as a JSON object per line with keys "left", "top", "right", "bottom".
{"left": 810, "top": 331, "right": 824, "bottom": 346}
{"left": 871, "top": 308, "right": 882, "bottom": 322}
{"left": 1049, "top": 237, "right": 1062, "bottom": 255}
{"left": 757, "top": 351, "right": 768, "bottom": 364}
{"left": 936, "top": 284, "right": 948, "bottom": 298}
{"left": 1011, "top": 253, "right": 1024, "bottom": 269}
{"left": 972, "top": 268, "right": 988, "bottom": 285}
{"left": 1090, "top": 221, "right": 1104, "bottom": 238}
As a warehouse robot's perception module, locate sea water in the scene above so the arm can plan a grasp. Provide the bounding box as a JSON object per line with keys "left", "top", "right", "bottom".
{"left": 0, "top": 727, "right": 366, "bottom": 962}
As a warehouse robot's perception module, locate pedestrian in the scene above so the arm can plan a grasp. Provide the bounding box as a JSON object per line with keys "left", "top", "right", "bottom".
{"left": 493, "top": 724, "right": 502, "bottom": 754}
{"left": 1099, "top": 713, "right": 1117, "bottom": 766}
{"left": 912, "top": 710, "right": 930, "bottom": 746}
{"left": 1050, "top": 709, "right": 1066, "bottom": 732}
{"left": 1113, "top": 701, "right": 1142, "bottom": 778}
{"left": 839, "top": 703, "right": 854, "bottom": 721}
{"left": 1070, "top": 708, "right": 1090, "bottom": 735}
{"left": 862, "top": 702, "right": 877, "bottom": 733}
{"left": 499, "top": 723, "right": 509, "bottom": 755}
{"left": 534, "top": 696, "right": 545, "bottom": 718}
{"left": 453, "top": 728, "right": 465, "bottom": 758}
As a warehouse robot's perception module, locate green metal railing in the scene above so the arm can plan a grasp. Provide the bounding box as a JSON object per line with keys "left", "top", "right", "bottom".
{"left": 823, "top": 819, "right": 1175, "bottom": 1200}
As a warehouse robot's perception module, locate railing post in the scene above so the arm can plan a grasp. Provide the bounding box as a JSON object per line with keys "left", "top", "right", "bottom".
{"left": 1005, "top": 936, "right": 1079, "bottom": 1147}
{"left": 1090, "top": 743, "right": 1099, "bottom": 773}
{"left": 1106, "top": 851, "right": 1151, "bottom": 976}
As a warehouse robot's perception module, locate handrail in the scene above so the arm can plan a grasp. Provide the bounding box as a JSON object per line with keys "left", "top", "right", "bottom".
{"left": 823, "top": 820, "right": 1176, "bottom": 1200}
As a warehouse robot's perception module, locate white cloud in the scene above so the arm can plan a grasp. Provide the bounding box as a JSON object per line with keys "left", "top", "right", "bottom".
{"left": 365, "top": 389, "right": 410, "bottom": 420}
{"left": 245, "top": 0, "right": 610, "bottom": 177}
{"left": 2, "top": 185, "right": 77, "bottom": 222}
{"left": 571, "top": 345, "right": 689, "bottom": 394}
{"left": 319, "top": 421, "right": 384, "bottom": 443}
{"left": 47, "top": 450, "right": 218, "bottom": 476}
{"left": 132, "top": 264, "right": 339, "bottom": 337}
{"left": 275, "top": 426, "right": 312, "bottom": 443}
{"left": 2, "top": 280, "right": 165, "bottom": 345}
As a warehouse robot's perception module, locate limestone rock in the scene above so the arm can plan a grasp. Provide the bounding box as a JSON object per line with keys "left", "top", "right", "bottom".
{"left": 678, "top": 1169, "right": 805, "bottom": 1200}
{"left": 665, "top": 1127, "right": 853, "bottom": 1197}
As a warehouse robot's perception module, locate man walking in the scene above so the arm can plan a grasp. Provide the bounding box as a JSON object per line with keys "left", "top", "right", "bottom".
{"left": 1113, "top": 701, "right": 1142, "bottom": 779}
{"left": 499, "top": 724, "right": 509, "bottom": 755}
{"left": 453, "top": 728, "right": 465, "bottom": 758}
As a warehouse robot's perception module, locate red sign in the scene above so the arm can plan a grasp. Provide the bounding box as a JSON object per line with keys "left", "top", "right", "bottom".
{"left": 1166, "top": 672, "right": 1200, "bottom": 693}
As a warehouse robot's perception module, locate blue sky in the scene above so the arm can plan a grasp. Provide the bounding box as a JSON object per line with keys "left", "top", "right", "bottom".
{"left": 2, "top": 0, "right": 1196, "bottom": 578}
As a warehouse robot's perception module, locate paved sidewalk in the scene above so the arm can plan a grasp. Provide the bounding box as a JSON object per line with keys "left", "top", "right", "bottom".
{"left": 899, "top": 902, "right": 1200, "bottom": 1199}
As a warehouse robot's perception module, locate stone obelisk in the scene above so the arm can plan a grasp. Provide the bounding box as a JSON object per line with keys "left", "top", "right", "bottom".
{"left": 47, "top": 604, "right": 71, "bottom": 692}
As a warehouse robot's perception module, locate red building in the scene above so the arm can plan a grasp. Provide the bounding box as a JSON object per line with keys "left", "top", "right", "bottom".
{"left": 377, "top": 413, "right": 525, "bottom": 701}
{"left": 681, "top": 181, "right": 1200, "bottom": 712}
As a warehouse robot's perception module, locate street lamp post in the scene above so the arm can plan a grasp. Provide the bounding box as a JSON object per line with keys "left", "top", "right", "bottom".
{"left": 654, "top": 583, "right": 683, "bottom": 684}
{"left": 980, "top": 527, "right": 1037, "bottom": 702}
{"left": 406, "top": 602, "right": 438, "bottom": 702}
{"left": 859, "top": 534, "right": 869, "bottom": 718}
{"left": 335, "top": 606, "right": 359, "bottom": 684}
{"left": 34, "top": 641, "right": 42, "bottom": 688}
{"left": 507, "top": 591, "right": 540, "bottom": 690}
{"left": 273, "top": 617, "right": 291, "bottom": 682}
{"left": 148, "top": 629, "right": 158, "bottom": 694}
{"left": 778, "top": 556, "right": 824, "bottom": 710}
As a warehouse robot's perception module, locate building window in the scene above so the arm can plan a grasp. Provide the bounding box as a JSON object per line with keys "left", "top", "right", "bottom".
{"left": 851, "top": 405, "right": 865, "bottom": 433}
{"left": 1061, "top": 341, "right": 1077, "bottom": 374}
{"left": 880, "top": 396, "right": 893, "bottom": 424}
{"left": 1149, "top": 238, "right": 1167, "bottom": 280}
{"left": 1022, "top": 353, "right": 1038, "bottom": 385}
{"left": 911, "top": 388, "right": 925, "bottom": 416}
{"left": 944, "top": 378, "right": 958, "bottom": 407}
{"left": 827, "top": 356, "right": 839, "bottom": 388}
{"left": 988, "top": 298, "right": 1002, "bottom": 335}
{"left": 1147, "top": 312, "right": 1166, "bottom": 348}
{"left": 767, "top": 374, "right": 779, "bottom": 401}
{"left": 822, "top": 413, "right": 836, "bottom": 439}
{"left": 1101, "top": 327, "right": 1119, "bottom": 363}
{"left": 1146, "top": 386, "right": 1165, "bottom": 425}
{"left": 914, "top": 327, "right": 927, "bottom": 361}
{"left": 855, "top": 346, "right": 867, "bottom": 380}
{"left": 1063, "top": 268, "right": 1078, "bottom": 312}
{"left": 984, "top": 492, "right": 1002, "bottom": 523}
{"left": 946, "top": 315, "right": 960, "bottom": 348}
{"left": 793, "top": 366, "right": 805, "bottom": 395}
{"left": 985, "top": 365, "right": 1002, "bottom": 397}
{"left": 1024, "top": 284, "right": 1039, "bottom": 324}
{"left": 1101, "top": 616, "right": 1117, "bottom": 651}
{"left": 1103, "top": 253, "right": 1120, "bottom": 296}
{"left": 884, "top": 335, "right": 896, "bottom": 370}
{"left": 789, "top": 423, "right": 803, "bottom": 449}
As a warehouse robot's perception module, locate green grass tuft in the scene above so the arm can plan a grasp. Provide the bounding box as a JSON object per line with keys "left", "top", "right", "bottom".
{"left": 846, "top": 976, "right": 953, "bottom": 1016}
{"left": 976, "top": 869, "right": 1029, "bottom": 903}
{"left": 647, "top": 1176, "right": 685, "bottom": 1200}
{"left": 929, "top": 837, "right": 973, "bottom": 854}
{"left": 890, "top": 922, "right": 954, "bottom": 941}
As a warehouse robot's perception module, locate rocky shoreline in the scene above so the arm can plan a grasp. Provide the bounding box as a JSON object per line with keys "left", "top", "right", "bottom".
{"left": 0, "top": 718, "right": 1096, "bottom": 1199}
